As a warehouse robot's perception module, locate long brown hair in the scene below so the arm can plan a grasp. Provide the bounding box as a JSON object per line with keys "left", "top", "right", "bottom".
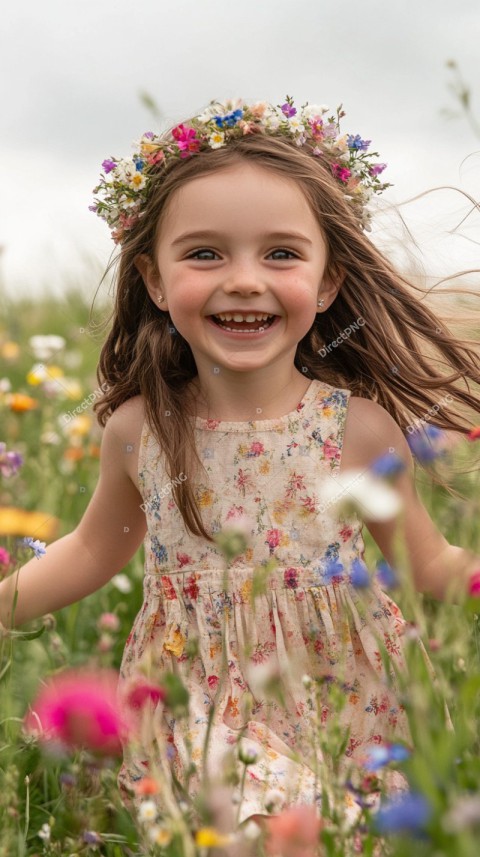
{"left": 92, "top": 132, "right": 480, "bottom": 542}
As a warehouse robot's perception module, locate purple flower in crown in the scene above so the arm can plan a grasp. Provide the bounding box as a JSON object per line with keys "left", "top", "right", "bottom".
{"left": 102, "top": 159, "right": 117, "bottom": 173}
{"left": 370, "top": 163, "right": 387, "bottom": 177}
{"left": 281, "top": 101, "right": 297, "bottom": 118}
{"left": 347, "top": 134, "right": 371, "bottom": 152}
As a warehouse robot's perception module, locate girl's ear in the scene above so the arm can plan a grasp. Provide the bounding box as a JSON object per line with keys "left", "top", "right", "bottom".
{"left": 320, "top": 263, "right": 345, "bottom": 309}
{"left": 134, "top": 254, "right": 164, "bottom": 305}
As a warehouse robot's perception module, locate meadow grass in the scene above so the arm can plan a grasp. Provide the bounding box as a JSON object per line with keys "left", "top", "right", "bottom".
{"left": 1, "top": 287, "right": 480, "bottom": 856}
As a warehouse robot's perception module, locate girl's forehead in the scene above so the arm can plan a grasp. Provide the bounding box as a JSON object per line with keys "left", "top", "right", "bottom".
{"left": 161, "top": 162, "right": 320, "bottom": 234}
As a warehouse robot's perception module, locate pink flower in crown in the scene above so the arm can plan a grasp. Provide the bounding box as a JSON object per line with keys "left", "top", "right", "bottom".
{"left": 146, "top": 150, "right": 165, "bottom": 166}
{"left": 171, "top": 124, "right": 201, "bottom": 157}
{"left": 308, "top": 117, "right": 325, "bottom": 140}
{"left": 24, "top": 669, "right": 125, "bottom": 756}
{"left": 331, "top": 163, "right": 352, "bottom": 183}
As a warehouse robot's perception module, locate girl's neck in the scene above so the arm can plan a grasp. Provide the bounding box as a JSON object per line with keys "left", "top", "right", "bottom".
{"left": 188, "top": 369, "right": 313, "bottom": 422}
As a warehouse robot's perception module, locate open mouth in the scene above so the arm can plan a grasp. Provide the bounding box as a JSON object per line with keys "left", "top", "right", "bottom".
{"left": 209, "top": 314, "right": 277, "bottom": 333}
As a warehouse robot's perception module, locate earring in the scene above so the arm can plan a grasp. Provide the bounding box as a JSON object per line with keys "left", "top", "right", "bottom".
{"left": 317, "top": 299, "right": 325, "bottom": 307}
{"left": 158, "top": 295, "right": 165, "bottom": 303}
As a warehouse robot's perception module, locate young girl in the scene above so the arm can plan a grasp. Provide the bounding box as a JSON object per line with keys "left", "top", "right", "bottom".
{"left": 1, "top": 97, "right": 480, "bottom": 826}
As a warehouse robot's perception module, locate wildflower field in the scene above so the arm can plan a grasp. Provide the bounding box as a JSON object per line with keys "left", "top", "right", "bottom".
{"left": 1, "top": 288, "right": 480, "bottom": 857}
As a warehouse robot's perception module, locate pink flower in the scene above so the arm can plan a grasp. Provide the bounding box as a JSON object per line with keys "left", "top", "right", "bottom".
{"left": 171, "top": 124, "right": 201, "bottom": 157}
{"left": 97, "top": 612, "right": 120, "bottom": 632}
{"left": 331, "top": 163, "right": 352, "bottom": 183}
{"left": 467, "top": 426, "right": 480, "bottom": 441}
{"left": 468, "top": 570, "right": 480, "bottom": 597}
{"left": 264, "top": 805, "right": 322, "bottom": 857}
{"left": 124, "top": 681, "right": 166, "bottom": 710}
{"left": 0, "top": 546, "right": 13, "bottom": 577}
{"left": 24, "top": 669, "right": 124, "bottom": 756}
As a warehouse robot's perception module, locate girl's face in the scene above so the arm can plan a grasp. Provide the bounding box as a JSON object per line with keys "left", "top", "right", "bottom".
{"left": 138, "top": 162, "right": 338, "bottom": 380}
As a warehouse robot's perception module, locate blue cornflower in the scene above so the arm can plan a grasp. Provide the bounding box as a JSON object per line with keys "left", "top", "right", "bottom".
{"left": 214, "top": 109, "right": 243, "bottom": 129}
{"left": 350, "top": 558, "right": 370, "bottom": 588}
{"left": 369, "top": 451, "right": 406, "bottom": 478}
{"left": 134, "top": 159, "right": 145, "bottom": 171}
{"left": 375, "top": 792, "right": 431, "bottom": 835}
{"left": 364, "top": 743, "right": 411, "bottom": 771}
{"left": 347, "top": 134, "right": 371, "bottom": 151}
{"left": 323, "top": 558, "right": 344, "bottom": 583}
{"left": 406, "top": 425, "right": 447, "bottom": 463}
{"left": 21, "top": 537, "right": 47, "bottom": 559}
{"left": 376, "top": 560, "right": 399, "bottom": 589}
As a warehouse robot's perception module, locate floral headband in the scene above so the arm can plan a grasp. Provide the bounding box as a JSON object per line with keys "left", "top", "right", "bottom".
{"left": 91, "top": 96, "right": 390, "bottom": 244}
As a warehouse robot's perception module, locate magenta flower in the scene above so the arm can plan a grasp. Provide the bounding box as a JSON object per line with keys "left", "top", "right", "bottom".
{"left": 331, "top": 163, "right": 352, "bottom": 183}
{"left": 370, "top": 163, "right": 387, "bottom": 177}
{"left": 0, "top": 546, "right": 13, "bottom": 577}
{"left": 468, "top": 570, "right": 480, "bottom": 597}
{"left": 124, "top": 681, "right": 165, "bottom": 710}
{"left": 101, "top": 159, "right": 117, "bottom": 173}
{"left": 281, "top": 102, "right": 297, "bottom": 118}
{"left": 25, "top": 669, "right": 125, "bottom": 756}
{"left": 171, "top": 124, "right": 201, "bottom": 157}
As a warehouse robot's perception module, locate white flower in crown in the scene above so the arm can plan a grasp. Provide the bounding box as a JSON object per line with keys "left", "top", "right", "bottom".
{"left": 301, "top": 104, "right": 330, "bottom": 119}
{"left": 209, "top": 129, "right": 226, "bottom": 149}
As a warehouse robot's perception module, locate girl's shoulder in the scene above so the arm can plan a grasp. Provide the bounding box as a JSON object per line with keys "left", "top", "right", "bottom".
{"left": 104, "top": 395, "right": 146, "bottom": 492}
{"left": 340, "top": 395, "right": 413, "bottom": 474}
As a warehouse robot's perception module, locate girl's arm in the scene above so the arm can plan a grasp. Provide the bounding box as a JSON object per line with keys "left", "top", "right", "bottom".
{"left": 0, "top": 407, "right": 147, "bottom": 627}
{"left": 342, "top": 397, "right": 480, "bottom": 600}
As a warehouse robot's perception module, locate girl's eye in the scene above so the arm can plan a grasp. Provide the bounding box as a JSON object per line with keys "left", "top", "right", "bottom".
{"left": 269, "top": 249, "right": 298, "bottom": 260}
{"left": 187, "top": 249, "right": 218, "bottom": 260}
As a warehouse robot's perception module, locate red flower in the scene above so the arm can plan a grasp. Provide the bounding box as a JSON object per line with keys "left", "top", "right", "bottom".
{"left": 467, "top": 427, "right": 480, "bottom": 441}
{"left": 24, "top": 669, "right": 124, "bottom": 756}
{"left": 124, "top": 681, "right": 166, "bottom": 710}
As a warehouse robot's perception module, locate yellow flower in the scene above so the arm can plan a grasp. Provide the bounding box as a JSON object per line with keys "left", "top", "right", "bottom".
{"left": 0, "top": 342, "right": 20, "bottom": 361}
{"left": 0, "top": 507, "right": 60, "bottom": 539}
{"left": 26, "top": 365, "right": 64, "bottom": 386}
{"left": 149, "top": 826, "right": 172, "bottom": 846}
{"left": 163, "top": 626, "right": 186, "bottom": 657}
{"left": 62, "top": 414, "right": 92, "bottom": 437}
{"left": 195, "top": 827, "right": 232, "bottom": 848}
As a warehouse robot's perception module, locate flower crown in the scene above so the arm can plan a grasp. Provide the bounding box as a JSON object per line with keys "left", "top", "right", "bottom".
{"left": 91, "top": 96, "right": 390, "bottom": 244}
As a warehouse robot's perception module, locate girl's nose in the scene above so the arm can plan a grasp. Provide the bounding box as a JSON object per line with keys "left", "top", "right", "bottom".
{"left": 222, "top": 262, "right": 267, "bottom": 295}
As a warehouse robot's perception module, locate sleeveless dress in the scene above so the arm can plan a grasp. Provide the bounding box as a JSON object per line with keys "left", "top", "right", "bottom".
{"left": 118, "top": 380, "right": 412, "bottom": 824}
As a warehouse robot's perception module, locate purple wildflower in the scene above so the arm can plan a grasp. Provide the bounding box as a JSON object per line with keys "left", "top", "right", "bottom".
{"left": 0, "top": 442, "right": 24, "bottom": 478}
{"left": 347, "top": 134, "right": 371, "bottom": 151}
{"left": 350, "top": 558, "right": 370, "bottom": 588}
{"left": 82, "top": 831, "right": 103, "bottom": 845}
{"left": 21, "top": 537, "right": 47, "bottom": 559}
{"left": 101, "top": 159, "right": 117, "bottom": 173}
{"left": 375, "top": 792, "right": 431, "bottom": 835}
{"left": 369, "top": 451, "right": 406, "bottom": 478}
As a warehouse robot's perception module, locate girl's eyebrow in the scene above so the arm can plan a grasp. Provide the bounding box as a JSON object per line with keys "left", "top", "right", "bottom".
{"left": 171, "top": 230, "right": 313, "bottom": 247}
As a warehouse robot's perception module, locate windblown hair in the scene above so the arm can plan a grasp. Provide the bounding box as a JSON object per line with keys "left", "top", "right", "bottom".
{"left": 92, "top": 132, "right": 480, "bottom": 542}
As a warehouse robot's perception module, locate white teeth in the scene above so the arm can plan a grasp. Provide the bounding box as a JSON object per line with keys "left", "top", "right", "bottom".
{"left": 215, "top": 313, "right": 271, "bottom": 322}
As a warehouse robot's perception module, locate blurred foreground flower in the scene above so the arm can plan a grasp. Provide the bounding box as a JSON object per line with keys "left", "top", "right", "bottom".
{"left": 374, "top": 792, "right": 431, "bottom": 835}
{"left": 0, "top": 508, "right": 59, "bottom": 539}
{"left": 467, "top": 426, "right": 480, "bottom": 441}
{"left": 0, "top": 546, "right": 14, "bottom": 578}
{"left": 213, "top": 514, "right": 252, "bottom": 562}
{"left": 264, "top": 805, "right": 322, "bottom": 857}
{"left": 26, "top": 363, "right": 64, "bottom": 386}
{"left": 406, "top": 425, "right": 450, "bottom": 463}
{"left": 0, "top": 441, "right": 24, "bottom": 477}
{"left": 24, "top": 668, "right": 125, "bottom": 756}
{"left": 362, "top": 743, "right": 410, "bottom": 771}
{"left": 319, "top": 469, "right": 402, "bottom": 521}
{"left": 0, "top": 340, "right": 20, "bottom": 361}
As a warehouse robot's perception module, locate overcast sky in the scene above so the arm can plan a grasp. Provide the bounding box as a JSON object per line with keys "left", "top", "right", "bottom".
{"left": 1, "top": 0, "right": 479, "bottom": 298}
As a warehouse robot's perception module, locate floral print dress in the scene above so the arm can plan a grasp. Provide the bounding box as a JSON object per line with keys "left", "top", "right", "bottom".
{"left": 119, "top": 380, "right": 412, "bottom": 823}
